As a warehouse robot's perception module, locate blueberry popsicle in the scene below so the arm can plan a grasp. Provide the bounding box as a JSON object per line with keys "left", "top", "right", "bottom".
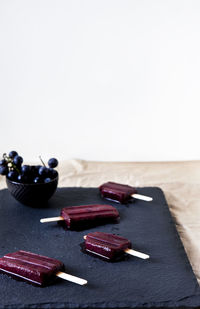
{"left": 99, "top": 181, "right": 153, "bottom": 203}
{"left": 0, "top": 250, "right": 87, "bottom": 286}
{"left": 83, "top": 232, "right": 149, "bottom": 260}
{"left": 40, "top": 204, "right": 119, "bottom": 229}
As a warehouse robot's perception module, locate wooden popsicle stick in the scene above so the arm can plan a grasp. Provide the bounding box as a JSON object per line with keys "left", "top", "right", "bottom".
{"left": 124, "top": 248, "right": 150, "bottom": 259}
{"left": 40, "top": 216, "right": 64, "bottom": 223}
{"left": 56, "top": 271, "right": 87, "bottom": 285}
{"left": 83, "top": 236, "right": 149, "bottom": 259}
{"left": 132, "top": 194, "right": 153, "bottom": 202}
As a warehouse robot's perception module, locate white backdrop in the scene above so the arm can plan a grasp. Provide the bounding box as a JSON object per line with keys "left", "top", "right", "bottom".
{"left": 0, "top": 0, "right": 200, "bottom": 162}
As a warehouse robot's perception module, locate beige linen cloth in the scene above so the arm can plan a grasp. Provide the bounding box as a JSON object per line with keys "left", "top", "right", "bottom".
{"left": 0, "top": 160, "right": 199, "bottom": 285}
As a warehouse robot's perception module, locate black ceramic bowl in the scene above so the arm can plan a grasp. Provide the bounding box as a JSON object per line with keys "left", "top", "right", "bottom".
{"left": 6, "top": 176, "right": 58, "bottom": 206}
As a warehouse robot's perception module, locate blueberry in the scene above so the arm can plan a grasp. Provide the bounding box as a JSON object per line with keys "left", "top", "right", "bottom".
{"left": 48, "top": 158, "right": 58, "bottom": 168}
{"left": 13, "top": 155, "right": 23, "bottom": 166}
{"left": 44, "top": 177, "right": 51, "bottom": 183}
{"left": 48, "top": 168, "right": 58, "bottom": 179}
{"left": 29, "top": 165, "right": 39, "bottom": 176}
{"left": 0, "top": 159, "right": 7, "bottom": 166}
{"left": 7, "top": 170, "right": 18, "bottom": 181}
{"left": 38, "top": 166, "right": 48, "bottom": 176}
{"left": 17, "top": 174, "right": 28, "bottom": 183}
{"left": 0, "top": 166, "right": 9, "bottom": 175}
{"left": 9, "top": 151, "right": 18, "bottom": 159}
{"left": 34, "top": 177, "right": 42, "bottom": 184}
{"left": 17, "top": 174, "right": 22, "bottom": 182}
{"left": 34, "top": 165, "right": 42, "bottom": 174}
{"left": 21, "top": 165, "right": 30, "bottom": 175}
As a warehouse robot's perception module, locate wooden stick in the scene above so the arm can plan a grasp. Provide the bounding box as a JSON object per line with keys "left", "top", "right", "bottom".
{"left": 83, "top": 236, "right": 149, "bottom": 259}
{"left": 132, "top": 194, "right": 153, "bottom": 202}
{"left": 56, "top": 271, "right": 87, "bottom": 285}
{"left": 40, "top": 216, "right": 64, "bottom": 223}
{"left": 124, "top": 248, "right": 149, "bottom": 259}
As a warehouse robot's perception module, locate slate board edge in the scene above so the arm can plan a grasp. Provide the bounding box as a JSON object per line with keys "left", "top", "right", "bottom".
{"left": 1, "top": 295, "right": 200, "bottom": 309}
{"left": 144, "top": 187, "right": 200, "bottom": 292}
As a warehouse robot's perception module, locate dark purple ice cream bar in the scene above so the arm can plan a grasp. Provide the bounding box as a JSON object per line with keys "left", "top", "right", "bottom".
{"left": 41, "top": 204, "right": 120, "bottom": 229}
{"left": 84, "top": 232, "right": 131, "bottom": 260}
{"left": 84, "top": 232, "right": 150, "bottom": 261}
{"left": 99, "top": 182, "right": 153, "bottom": 203}
{"left": 0, "top": 250, "right": 87, "bottom": 286}
{"left": 61, "top": 204, "right": 119, "bottom": 229}
{"left": 0, "top": 250, "right": 63, "bottom": 286}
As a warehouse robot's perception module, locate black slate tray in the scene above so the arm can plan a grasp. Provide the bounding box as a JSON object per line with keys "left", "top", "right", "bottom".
{"left": 0, "top": 187, "right": 199, "bottom": 309}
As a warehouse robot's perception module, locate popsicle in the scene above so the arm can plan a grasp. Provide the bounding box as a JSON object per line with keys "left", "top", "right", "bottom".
{"left": 40, "top": 204, "right": 120, "bottom": 229}
{"left": 99, "top": 181, "right": 153, "bottom": 203}
{"left": 0, "top": 250, "right": 87, "bottom": 286}
{"left": 83, "top": 232, "right": 149, "bottom": 261}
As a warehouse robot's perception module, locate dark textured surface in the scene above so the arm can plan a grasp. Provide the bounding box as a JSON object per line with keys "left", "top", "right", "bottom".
{"left": 0, "top": 187, "right": 199, "bottom": 309}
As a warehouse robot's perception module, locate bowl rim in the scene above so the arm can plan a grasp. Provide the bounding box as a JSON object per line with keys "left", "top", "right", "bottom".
{"left": 6, "top": 175, "right": 59, "bottom": 186}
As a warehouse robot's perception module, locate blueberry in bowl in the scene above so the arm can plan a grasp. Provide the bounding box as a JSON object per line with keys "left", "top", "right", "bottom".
{"left": 1, "top": 151, "right": 59, "bottom": 207}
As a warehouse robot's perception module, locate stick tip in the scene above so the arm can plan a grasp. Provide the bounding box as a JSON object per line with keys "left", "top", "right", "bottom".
{"left": 81, "top": 279, "right": 88, "bottom": 285}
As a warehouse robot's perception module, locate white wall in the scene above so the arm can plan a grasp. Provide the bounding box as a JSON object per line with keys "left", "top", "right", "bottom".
{"left": 0, "top": 0, "right": 200, "bottom": 162}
